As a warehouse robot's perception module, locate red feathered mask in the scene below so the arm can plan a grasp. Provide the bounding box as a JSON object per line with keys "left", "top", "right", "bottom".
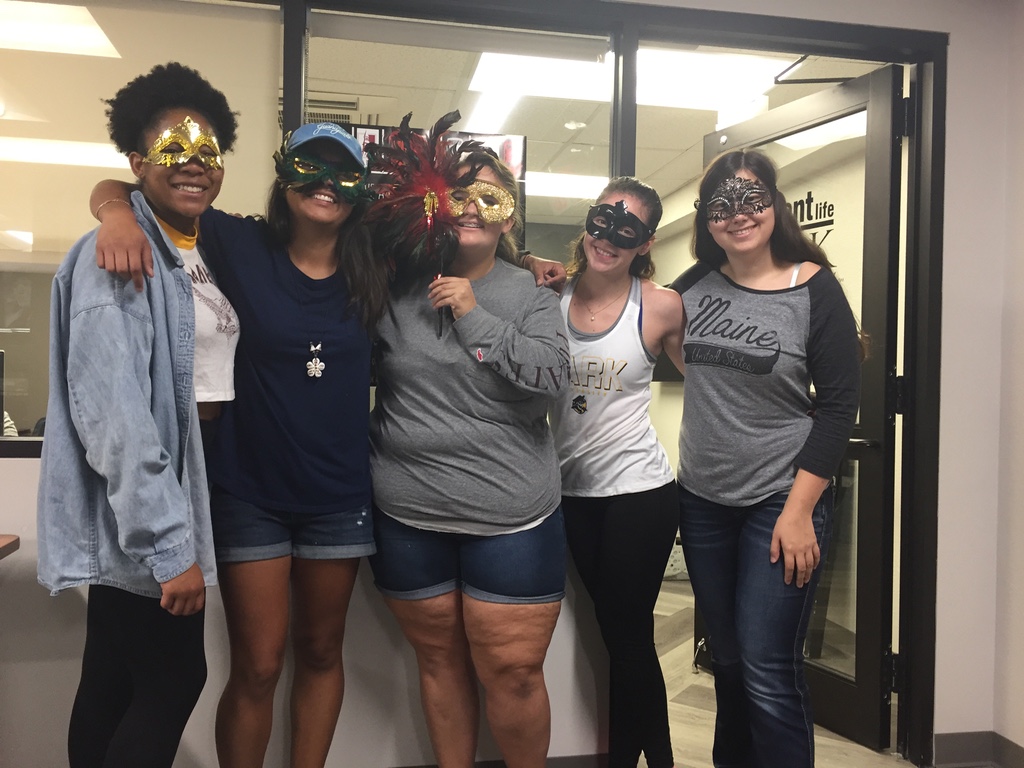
{"left": 365, "top": 110, "right": 487, "bottom": 288}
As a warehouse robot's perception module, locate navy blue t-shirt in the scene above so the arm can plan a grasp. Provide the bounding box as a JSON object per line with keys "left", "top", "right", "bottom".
{"left": 199, "top": 208, "right": 372, "bottom": 513}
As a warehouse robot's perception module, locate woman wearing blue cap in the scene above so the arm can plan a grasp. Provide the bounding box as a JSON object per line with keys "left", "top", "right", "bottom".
{"left": 91, "top": 121, "right": 388, "bottom": 767}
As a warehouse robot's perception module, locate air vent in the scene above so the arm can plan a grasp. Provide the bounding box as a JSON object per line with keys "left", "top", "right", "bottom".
{"left": 276, "top": 92, "right": 392, "bottom": 129}
{"left": 277, "top": 92, "right": 359, "bottom": 129}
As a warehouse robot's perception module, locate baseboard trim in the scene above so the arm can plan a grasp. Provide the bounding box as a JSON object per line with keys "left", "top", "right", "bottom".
{"left": 409, "top": 756, "right": 601, "bottom": 768}
{"left": 935, "top": 731, "right": 1024, "bottom": 768}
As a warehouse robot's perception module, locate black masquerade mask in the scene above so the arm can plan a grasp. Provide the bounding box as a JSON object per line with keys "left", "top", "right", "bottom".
{"left": 699, "top": 176, "right": 773, "bottom": 222}
{"left": 585, "top": 200, "right": 654, "bottom": 250}
{"left": 273, "top": 144, "right": 370, "bottom": 205}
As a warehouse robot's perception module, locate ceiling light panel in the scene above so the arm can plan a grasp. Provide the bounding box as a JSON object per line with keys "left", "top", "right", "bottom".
{"left": 0, "top": 1, "right": 119, "bottom": 57}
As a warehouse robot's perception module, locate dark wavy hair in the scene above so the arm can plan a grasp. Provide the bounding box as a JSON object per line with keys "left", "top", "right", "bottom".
{"left": 265, "top": 184, "right": 389, "bottom": 330}
{"left": 104, "top": 62, "right": 238, "bottom": 155}
{"left": 566, "top": 176, "right": 662, "bottom": 279}
{"left": 692, "top": 149, "right": 831, "bottom": 271}
{"left": 459, "top": 150, "right": 524, "bottom": 267}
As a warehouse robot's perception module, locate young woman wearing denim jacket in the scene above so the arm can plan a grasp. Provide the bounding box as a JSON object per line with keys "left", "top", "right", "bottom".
{"left": 673, "top": 149, "right": 862, "bottom": 768}
{"left": 90, "top": 120, "right": 389, "bottom": 766}
{"left": 37, "top": 63, "right": 238, "bottom": 768}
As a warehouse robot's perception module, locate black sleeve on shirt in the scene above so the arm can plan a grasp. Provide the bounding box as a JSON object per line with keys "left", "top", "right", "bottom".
{"left": 669, "top": 262, "right": 711, "bottom": 295}
{"left": 795, "top": 270, "right": 862, "bottom": 479}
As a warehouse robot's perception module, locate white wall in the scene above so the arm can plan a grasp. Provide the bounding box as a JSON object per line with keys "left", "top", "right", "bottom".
{"left": 994, "top": 0, "right": 1024, "bottom": 751}
{"left": 627, "top": 0, "right": 1016, "bottom": 746}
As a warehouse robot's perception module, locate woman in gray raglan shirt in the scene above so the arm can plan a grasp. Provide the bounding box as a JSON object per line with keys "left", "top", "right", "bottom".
{"left": 673, "top": 149, "right": 862, "bottom": 768}
{"left": 368, "top": 151, "right": 570, "bottom": 768}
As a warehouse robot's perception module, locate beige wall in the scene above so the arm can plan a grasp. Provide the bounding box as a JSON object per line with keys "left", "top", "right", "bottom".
{"left": 995, "top": 0, "right": 1024, "bottom": 747}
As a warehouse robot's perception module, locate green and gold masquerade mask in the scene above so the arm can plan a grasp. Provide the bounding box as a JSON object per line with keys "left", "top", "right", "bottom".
{"left": 447, "top": 181, "right": 515, "bottom": 224}
{"left": 273, "top": 145, "right": 369, "bottom": 204}
{"left": 143, "top": 116, "right": 223, "bottom": 171}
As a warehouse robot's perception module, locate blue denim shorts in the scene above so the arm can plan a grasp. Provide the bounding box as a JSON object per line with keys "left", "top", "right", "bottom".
{"left": 210, "top": 485, "right": 375, "bottom": 563}
{"left": 368, "top": 506, "right": 566, "bottom": 605}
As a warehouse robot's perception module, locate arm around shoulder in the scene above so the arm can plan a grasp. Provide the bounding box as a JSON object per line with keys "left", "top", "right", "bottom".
{"left": 91, "top": 179, "right": 152, "bottom": 291}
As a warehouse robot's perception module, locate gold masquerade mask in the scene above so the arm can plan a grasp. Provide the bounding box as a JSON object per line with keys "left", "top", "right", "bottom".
{"left": 143, "top": 116, "right": 223, "bottom": 171}
{"left": 448, "top": 181, "right": 515, "bottom": 223}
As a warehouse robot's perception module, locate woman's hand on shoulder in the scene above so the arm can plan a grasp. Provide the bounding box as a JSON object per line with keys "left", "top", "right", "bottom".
{"left": 96, "top": 203, "right": 153, "bottom": 292}
{"left": 523, "top": 253, "right": 567, "bottom": 292}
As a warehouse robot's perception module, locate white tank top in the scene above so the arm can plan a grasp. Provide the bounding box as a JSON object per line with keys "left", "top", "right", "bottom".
{"left": 550, "top": 276, "right": 674, "bottom": 497}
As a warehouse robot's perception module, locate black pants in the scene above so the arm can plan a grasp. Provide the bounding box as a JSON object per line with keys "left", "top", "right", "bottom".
{"left": 68, "top": 585, "right": 207, "bottom": 768}
{"left": 563, "top": 481, "right": 679, "bottom": 768}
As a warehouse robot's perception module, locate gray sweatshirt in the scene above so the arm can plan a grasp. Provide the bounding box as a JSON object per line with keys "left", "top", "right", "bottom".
{"left": 370, "top": 259, "right": 569, "bottom": 534}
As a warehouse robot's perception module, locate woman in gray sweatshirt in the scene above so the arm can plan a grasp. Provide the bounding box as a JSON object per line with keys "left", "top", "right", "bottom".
{"left": 369, "top": 150, "right": 570, "bottom": 768}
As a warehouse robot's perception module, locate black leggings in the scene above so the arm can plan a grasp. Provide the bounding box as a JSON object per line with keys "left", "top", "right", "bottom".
{"left": 68, "top": 585, "right": 207, "bottom": 768}
{"left": 563, "top": 481, "right": 679, "bottom": 768}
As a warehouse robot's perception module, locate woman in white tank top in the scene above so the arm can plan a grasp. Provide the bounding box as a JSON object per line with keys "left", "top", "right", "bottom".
{"left": 544, "top": 177, "right": 685, "bottom": 768}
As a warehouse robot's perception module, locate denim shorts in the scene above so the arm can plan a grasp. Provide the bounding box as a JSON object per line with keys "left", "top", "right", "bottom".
{"left": 210, "top": 485, "right": 375, "bottom": 563}
{"left": 368, "top": 506, "right": 566, "bottom": 605}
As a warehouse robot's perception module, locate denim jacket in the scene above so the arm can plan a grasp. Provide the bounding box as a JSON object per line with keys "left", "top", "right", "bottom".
{"left": 37, "top": 191, "right": 216, "bottom": 598}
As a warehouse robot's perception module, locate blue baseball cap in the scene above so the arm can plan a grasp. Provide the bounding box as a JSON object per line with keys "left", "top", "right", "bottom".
{"left": 285, "top": 122, "right": 365, "bottom": 171}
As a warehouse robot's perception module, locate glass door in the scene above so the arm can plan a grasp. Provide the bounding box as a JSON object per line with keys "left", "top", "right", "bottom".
{"left": 695, "top": 64, "right": 903, "bottom": 749}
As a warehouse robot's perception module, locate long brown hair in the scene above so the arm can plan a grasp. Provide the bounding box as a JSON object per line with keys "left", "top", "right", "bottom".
{"left": 264, "top": 184, "right": 389, "bottom": 330}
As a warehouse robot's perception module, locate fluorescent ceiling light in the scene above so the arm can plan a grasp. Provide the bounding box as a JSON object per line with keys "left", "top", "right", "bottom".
{"left": 467, "top": 48, "right": 794, "bottom": 132}
{"left": 0, "top": 230, "right": 32, "bottom": 251}
{"left": 636, "top": 49, "right": 786, "bottom": 111}
{"left": 0, "top": 137, "right": 127, "bottom": 168}
{"left": 526, "top": 171, "right": 608, "bottom": 199}
{"left": 464, "top": 91, "right": 520, "bottom": 135}
{"left": 775, "top": 112, "right": 867, "bottom": 150}
{"left": 470, "top": 52, "right": 612, "bottom": 102}
{"left": 0, "top": 0, "right": 119, "bottom": 57}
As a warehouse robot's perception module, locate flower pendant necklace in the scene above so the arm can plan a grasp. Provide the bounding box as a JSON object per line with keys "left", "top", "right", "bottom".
{"left": 306, "top": 341, "right": 325, "bottom": 378}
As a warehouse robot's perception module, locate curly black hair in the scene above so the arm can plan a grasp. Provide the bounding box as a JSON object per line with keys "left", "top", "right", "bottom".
{"left": 104, "top": 62, "right": 238, "bottom": 156}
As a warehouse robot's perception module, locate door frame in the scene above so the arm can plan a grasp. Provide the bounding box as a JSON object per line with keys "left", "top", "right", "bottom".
{"left": 265, "top": 1, "right": 946, "bottom": 762}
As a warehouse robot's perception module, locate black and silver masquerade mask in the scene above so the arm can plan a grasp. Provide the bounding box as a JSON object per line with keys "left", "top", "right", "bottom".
{"left": 699, "top": 176, "right": 773, "bottom": 222}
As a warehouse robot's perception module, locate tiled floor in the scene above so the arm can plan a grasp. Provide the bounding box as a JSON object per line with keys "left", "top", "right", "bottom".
{"left": 651, "top": 579, "right": 904, "bottom": 768}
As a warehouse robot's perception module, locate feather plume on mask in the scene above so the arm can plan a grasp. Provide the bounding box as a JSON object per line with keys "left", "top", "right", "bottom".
{"left": 364, "top": 110, "right": 488, "bottom": 290}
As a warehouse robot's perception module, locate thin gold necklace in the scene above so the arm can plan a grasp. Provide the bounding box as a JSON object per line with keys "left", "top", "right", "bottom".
{"left": 576, "top": 284, "right": 629, "bottom": 322}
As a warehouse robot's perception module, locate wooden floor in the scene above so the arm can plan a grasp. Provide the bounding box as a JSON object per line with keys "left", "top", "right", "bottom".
{"left": 650, "top": 579, "right": 903, "bottom": 768}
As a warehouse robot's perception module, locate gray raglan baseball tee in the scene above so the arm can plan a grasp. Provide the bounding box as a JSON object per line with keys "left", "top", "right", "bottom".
{"left": 671, "top": 262, "right": 861, "bottom": 507}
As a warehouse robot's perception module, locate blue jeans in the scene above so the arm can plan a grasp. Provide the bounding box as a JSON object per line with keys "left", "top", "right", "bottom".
{"left": 678, "top": 483, "right": 833, "bottom": 768}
